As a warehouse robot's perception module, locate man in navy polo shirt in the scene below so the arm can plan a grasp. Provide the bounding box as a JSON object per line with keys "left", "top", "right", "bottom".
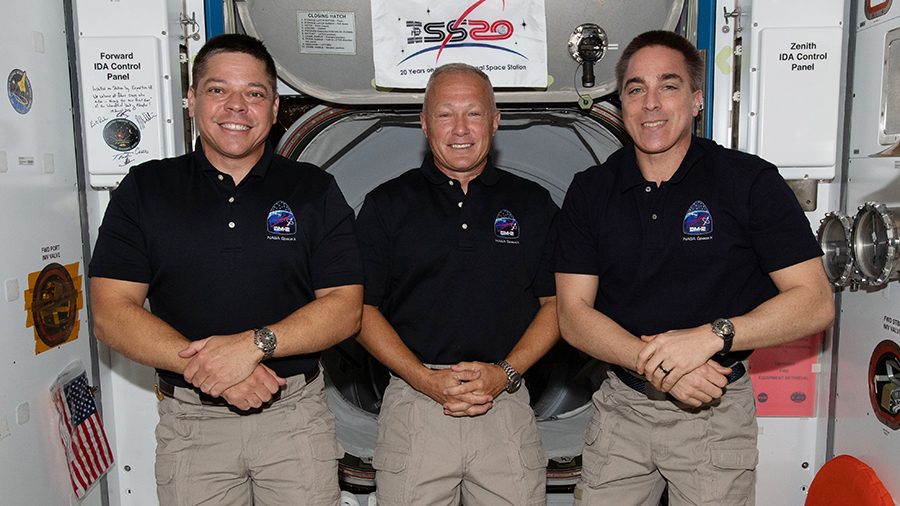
{"left": 554, "top": 31, "right": 834, "bottom": 505}
{"left": 89, "top": 34, "right": 363, "bottom": 505}
{"left": 355, "top": 63, "right": 559, "bottom": 505}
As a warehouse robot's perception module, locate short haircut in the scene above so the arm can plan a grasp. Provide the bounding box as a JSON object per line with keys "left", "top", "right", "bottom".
{"left": 422, "top": 62, "right": 496, "bottom": 114}
{"left": 615, "top": 30, "right": 703, "bottom": 95}
{"left": 192, "top": 33, "right": 278, "bottom": 95}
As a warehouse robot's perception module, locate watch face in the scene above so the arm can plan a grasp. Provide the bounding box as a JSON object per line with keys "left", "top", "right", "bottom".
{"left": 715, "top": 319, "right": 734, "bottom": 336}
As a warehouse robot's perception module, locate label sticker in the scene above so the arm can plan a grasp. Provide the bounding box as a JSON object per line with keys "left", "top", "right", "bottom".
{"left": 24, "top": 262, "right": 83, "bottom": 354}
{"left": 7, "top": 69, "right": 33, "bottom": 115}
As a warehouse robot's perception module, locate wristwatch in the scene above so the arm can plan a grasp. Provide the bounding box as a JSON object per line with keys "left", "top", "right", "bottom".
{"left": 253, "top": 327, "right": 277, "bottom": 360}
{"left": 495, "top": 359, "right": 523, "bottom": 394}
{"left": 711, "top": 318, "right": 735, "bottom": 355}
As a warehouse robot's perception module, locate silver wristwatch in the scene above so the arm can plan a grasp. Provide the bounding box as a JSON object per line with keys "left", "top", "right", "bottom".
{"left": 495, "top": 359, "right": 523, "bottom": 394}
{"left": 711, "top": 318, "right": 735, "bottom": 355}
{"left": 253, "top": 327, "right": 277, "bottom": 360}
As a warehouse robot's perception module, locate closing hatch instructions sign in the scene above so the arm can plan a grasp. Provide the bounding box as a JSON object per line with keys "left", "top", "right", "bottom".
{"left": 79, "top": 36, "right": 164, "bottom": 184}
{"left": 370, "top": 0, "right": 548, "bottom": 89}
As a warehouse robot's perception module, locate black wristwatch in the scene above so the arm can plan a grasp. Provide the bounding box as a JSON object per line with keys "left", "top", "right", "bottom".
{"left": 253, "top": 327, "right": 277, "bottom": 360}
{"left": 495, "top": 360, "right": 523, "bottom": 394}
{"left": 711, "top": 318, "right": 735, "bottom": 355}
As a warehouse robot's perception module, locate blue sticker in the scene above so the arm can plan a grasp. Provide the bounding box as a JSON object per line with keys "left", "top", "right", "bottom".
{"left": 267, "top": 201, "right": 296, "bottom": 235}
{"left": 683, "top": 200, "right": 713, "bottom": 235}
{"left": 7, "top": 69, "right": 32, "bottom": 115}
{"left": 494, "top": 209, "right": 519, "bottom": 239}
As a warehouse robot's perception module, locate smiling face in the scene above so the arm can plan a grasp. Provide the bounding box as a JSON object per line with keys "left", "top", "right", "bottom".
{"left": 620, "top": 45, "right": 702, "bottom": 174}
{"left": 420, "top": 71, "right": 500, "bottom": 184}
{"left": 188, "top": 51, "right": 278, "bottom": 178}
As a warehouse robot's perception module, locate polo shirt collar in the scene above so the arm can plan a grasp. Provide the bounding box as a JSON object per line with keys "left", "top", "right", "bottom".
{"left": 420, "top": 152, "right": 500, "bottom": 187}
{"left": 192, "top": 137, "right": 274, "bottom": 181}
{"left": 619, "top": 135, "right": 707, "bottom": 192}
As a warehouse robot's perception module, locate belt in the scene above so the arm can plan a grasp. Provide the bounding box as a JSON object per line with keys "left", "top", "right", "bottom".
{"left": 611, "top": 361, "right": 746, "bottom": 401}
{"left": 156, "top": 367, "right": 319, "bottom": 406}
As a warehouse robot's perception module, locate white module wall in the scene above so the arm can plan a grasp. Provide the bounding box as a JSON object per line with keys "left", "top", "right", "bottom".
{"left": 0, "top": 0, "right": 101, "bottom": 505}
{"left": 830, "top": 2, "right": 900, "bottom": 501}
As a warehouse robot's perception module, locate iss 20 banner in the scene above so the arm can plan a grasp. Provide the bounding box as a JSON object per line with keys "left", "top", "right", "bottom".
{"left": 371, "top": 0, "right": 548, "bottom": 89}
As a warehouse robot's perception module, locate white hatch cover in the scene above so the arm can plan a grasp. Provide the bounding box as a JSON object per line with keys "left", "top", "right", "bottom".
{"left": 236, "top": 0, "right": 683, "bottom": 105}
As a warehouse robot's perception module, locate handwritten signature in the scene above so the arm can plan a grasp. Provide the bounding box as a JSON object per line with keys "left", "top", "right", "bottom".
{"left": 135, "top": 111, "right": 158, "bottom": 129}
{"left": 90, "top": 116, "right": 109, "bottom": 128}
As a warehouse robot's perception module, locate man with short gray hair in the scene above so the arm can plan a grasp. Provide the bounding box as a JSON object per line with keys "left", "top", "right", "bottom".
{"left": 355, "top": 62, "right": 560, "bottom": 506}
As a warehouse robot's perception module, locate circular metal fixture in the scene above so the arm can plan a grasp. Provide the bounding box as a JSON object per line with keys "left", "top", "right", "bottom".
{"left": 567, "top": 24, "right": 609, "bottom": 88}
{"left": 816, "top": 211, "right": 856, "bottom": 287}
{"left": 868, "top": 339, "right": 900, "bottom": 430}
{"left": 567, "top": 24, "right": 608, "bottom": 64}
{"left": 850, "top": 202, "right": 900, "bottom": 285}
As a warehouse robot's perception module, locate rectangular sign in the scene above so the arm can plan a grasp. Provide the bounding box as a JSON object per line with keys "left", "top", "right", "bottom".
{"left": 78, "top": 36, "right": 164, "bottom": 186}
{"left": 371, "top": 0, "right": 548, "bottom": 89}
{"left": 298, "top": 11, "right": 357, "bottom": 55}
{"left": 749, "top": 333, "right": 823, "bottom": 417}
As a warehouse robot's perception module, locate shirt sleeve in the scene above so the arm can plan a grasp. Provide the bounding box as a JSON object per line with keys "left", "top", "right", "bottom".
{"left": 552, "top": 171, "right": 602, "bottom": 276}
{"left": 355, "top": 192, "right": 391, "bottom": 307}
{"left": 531, "top": 193, "right": 560, "bottom": 298}
{"left": 88, "top": 171, "right": 152, "bottom": 283}
{"left": 749, "top": 166, "right": 823, "bottom": 274}
{"left": 309, "top": 178, "right": 365, "bottom": 290}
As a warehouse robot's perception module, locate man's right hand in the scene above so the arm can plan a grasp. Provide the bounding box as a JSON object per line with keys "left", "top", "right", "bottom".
{"left": 219, "top": 364, "right": 286, "bottom": 411}
{"left": 665, "top": 360, "right": 732, "bottom": 407}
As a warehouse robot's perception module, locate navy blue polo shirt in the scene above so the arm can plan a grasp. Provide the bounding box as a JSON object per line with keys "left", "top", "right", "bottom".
{"left": 553, "top": 136, "right": 822, "bottom": 362}
{"left": 356, "top": 154, "right": 558, "bottom": 365}
{"left": 89, "top": 140, "right": 363, "bottom": 386}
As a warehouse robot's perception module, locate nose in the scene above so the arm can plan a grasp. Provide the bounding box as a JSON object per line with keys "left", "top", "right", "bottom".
{"left": 643, "top": 88, "right": 661, "bottom": 111}
{"left": 225, "top": 92, "right": 247, "bottom": 112}
{"left": 452, "top": 113, "right": 469, "bottom": 136}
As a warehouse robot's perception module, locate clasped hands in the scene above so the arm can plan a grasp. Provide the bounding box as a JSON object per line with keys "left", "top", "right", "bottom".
{"left": 178, "top": 331, "right": 285, "bottom": 411}
{"left": 634, "top": 325, "right": 733, "bottom": 407}
{"left": 414, "top": 361, "right": 509, "bottom": 418}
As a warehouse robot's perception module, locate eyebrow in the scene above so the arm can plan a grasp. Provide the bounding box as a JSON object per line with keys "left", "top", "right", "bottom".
{"left": 624, "top": 73, "right": 685, "bottom": 88}
{"left": 200, "top": 77, "right": 270, "bottom": 90}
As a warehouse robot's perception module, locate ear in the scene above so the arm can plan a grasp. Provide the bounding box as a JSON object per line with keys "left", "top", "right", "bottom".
{"left": 692, "top": 89, "right": 703, "bottom": 117}
{"left": 271, "top": 93, "right": 280, "bottom": 124}
{"left": 187, "top": 86, "right": 196, "bottom": 118}
{"left": 420, "top": 111, "right": 428, "bottom": 138}
{"left": 491, "top": 109, "right": 500, "bottom": 137}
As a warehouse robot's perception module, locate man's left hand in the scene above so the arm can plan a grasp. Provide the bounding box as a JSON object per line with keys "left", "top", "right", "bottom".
{"left": 636, "top": 324, "right": 723, "bottom": 392}
{"left": 179, "top": 331, "right": 263, "bottom": 397}
{"left": 440, "top": 361, "right": 508, "bottom": 417}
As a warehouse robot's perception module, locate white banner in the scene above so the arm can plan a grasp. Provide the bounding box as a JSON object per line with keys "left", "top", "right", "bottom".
{"left": 371, "top": 0, "right": 547, "bottom": 89}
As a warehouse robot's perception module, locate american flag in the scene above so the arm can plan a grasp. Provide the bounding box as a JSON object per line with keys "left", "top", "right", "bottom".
{"left": 53, "top": 371, "right": 113, "bottom": 498}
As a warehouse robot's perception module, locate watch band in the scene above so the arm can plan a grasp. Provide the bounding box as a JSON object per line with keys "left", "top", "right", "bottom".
{"left": 495, "top": 359, "right": 522, "bottom": 394}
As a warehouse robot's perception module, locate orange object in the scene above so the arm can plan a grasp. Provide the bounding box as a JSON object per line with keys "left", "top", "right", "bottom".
{"left": 805, "top": 455, "right": 894, "bottom": 506}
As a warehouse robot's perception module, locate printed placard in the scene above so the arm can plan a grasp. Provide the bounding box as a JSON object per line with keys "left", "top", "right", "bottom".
{"left": 78, "top": 36, "right": 164, "bottom": 185}
{"left": 749, "top": 332, "right": 823, "bottom": 417}
{"left": 371, "top": 0, "right": 548, "bottom": 89}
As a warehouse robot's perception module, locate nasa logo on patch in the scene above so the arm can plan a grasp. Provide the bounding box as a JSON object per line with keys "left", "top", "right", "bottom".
{"left": 103, "top": 118, "right": 141, "bottom": 151}
{"left": 494, "top": 209, "right": 519, "bottom": 239}
{"left": 683, "top": 200, "right": 713, "bottom": 235}
{"left": 7, "top": 69, "right": 33, "bottom": 115}
{"left": 267, "top": 201, "right": 296, "bottom": 235}
{"left": 757, "top": 392, "right": 768, "bottom": 403}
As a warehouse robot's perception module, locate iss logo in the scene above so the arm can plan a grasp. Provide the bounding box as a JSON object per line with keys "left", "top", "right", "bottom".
{"left": 494, "top": 209, "right": 519, "bottom": 240}
{"left": 401, "top": 0, "right": 522, "bottom": 64}
{"left": 267, "top": 201, "right": 296, "bottom": 235}
{"left": 683, "top": 200, "right": 713, "bottom": 235}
